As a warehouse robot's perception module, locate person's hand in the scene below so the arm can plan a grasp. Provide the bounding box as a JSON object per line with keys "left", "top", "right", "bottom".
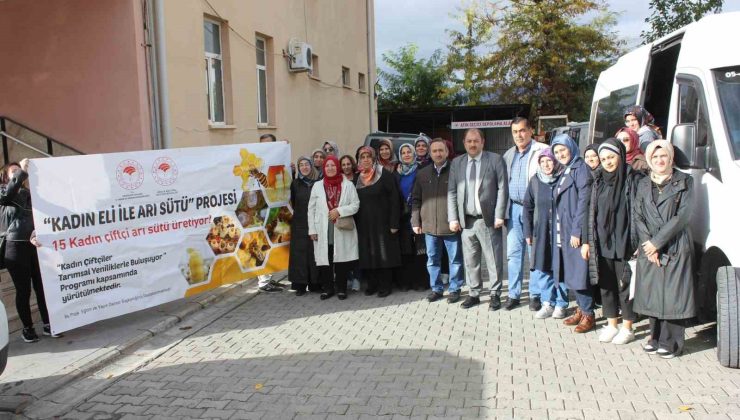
{"left": 19, "top": 158, "right": 29, "bottom": 172}
{"left": 413, "top": 227, "right": 422, "bottom": 235}
{"left": 328, "top": 209, "right": 340, "bottom": 221}
{"left": 525, "top": 237, "right": 532, "bottom": 246}
{"left": 390, "top": 228, "right": 398, "bottom": 234}
{"left": 449, "top": 221, "right": 461, "bottom": 232}
{"left": 570, "top": 236, "right": 581, "bottom": 248}
{"left": 30, "top": 231, "right": 41, "bottom": 248}
{"left": 494, "top": 218, "right": 504, "bottom": 229}
{"left": 581, "top": 244, "right": 590, "bottom": 260}
{"left": 642, "top": 240, "right": 658, "bottom": 256}
{"left": 648, "top": 252, "right": 661, "bottom": 267}
{"left": 309, "top": 234, "right": 318, "bottom": 241}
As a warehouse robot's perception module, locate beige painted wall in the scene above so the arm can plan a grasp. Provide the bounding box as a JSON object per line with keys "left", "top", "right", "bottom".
{"left": 0, "top": 0, "right": 152, "bottom": 154}
{"left": 164, "top": 0, "right": 377, "bottom": 159}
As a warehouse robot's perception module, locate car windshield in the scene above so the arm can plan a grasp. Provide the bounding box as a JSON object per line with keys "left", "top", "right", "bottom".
{"left": 714, "top": 67, "right": 740, "bottom": 159}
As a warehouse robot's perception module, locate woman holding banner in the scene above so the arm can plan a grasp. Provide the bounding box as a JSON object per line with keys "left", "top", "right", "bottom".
{"left": 308, "top": 156, "right": 360, "bottom": 300}
{"left": 289, "top": 156, "right": 321, "bottom": 296}
{"left": 0, "top": 159, "right": 59, "bottom": 342}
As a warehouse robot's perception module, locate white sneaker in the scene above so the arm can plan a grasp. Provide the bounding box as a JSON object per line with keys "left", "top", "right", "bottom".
{"left": 598, "top": 325, "right": 620, "bottom": 343}
{"left": 552, "top": 306, "right": 568, "bottom": 319}
{"left": 535, "top": 303, "right": 554, "bottom": 319}
{"left": 611, "top": 327, "right": 635, "bottom": 345}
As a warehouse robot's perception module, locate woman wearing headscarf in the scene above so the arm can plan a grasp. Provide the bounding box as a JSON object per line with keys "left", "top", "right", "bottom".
{"left": 550, "top": 134, "right": 595, "bottom": 333}
{"left": 377, "top": 138, "right": 398, "bottom": 172}
{"left": 395, "top": 143, "right": 428, "bottom": 291}
{"left": 633, "top": 140, "right": 695, "bottom": 359}
{"left": 308, "top": 156, "right": 360, "bottom": 300}
{"left": 322, "top": 141, "right": 340, "bottom": 157}
{"left": 524, "top": 149, "right": 569, "bottom": 319}
{"left": 355, "top": 146, "right": 401, "bottom": 297}
{"left": 312, "top": 149, "right": 327, "bottom": 179}
{"left": 615, "top": 127, "right": 648, "bottom": 172}
{"left": 624, "top": 105, "right": 661, "bottom": 152}
{"left": 582, "top": 138, "right": 645, "bottom": 344}
{"left": 583, "top": 144, "right": 600, "bottom": 172}
{"left": 414, "top": 135, "right": 431, "bottom": 168}
{"left": 289, "top": 157, "right": 321, "bottom": 295}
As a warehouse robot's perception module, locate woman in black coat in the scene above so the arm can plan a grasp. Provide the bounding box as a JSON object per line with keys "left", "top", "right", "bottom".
{"left": 633, "top": 140, "right": 695, "bottom": 359}
{"left": 550, "top": 134, "right": 595, "bottom": 333}
{"left": 394, "top": 143, "right": 428, "bottom": 291}
{"left": 288, "top": 156, "right": 321, "bottom": 295}
{"left": 1, "top": 159, "right": 58, "bottom": 342}
{"left": 523, "top": 148, "right": 568, "bottom": 319}
{"left": 355, "top": 146, "right": 401, "bottom": 297}
{"left": 582, "top": 139, "right": 645, "bottom": 345}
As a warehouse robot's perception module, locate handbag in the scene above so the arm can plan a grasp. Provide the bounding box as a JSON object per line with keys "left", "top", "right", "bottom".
{"left": 335, "top": 216, "right": 355, "bottom": 231}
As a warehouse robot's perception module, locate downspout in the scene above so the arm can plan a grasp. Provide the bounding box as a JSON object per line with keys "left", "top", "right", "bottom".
{"left": 366, "top": 0, "right": 377, "bottom": 133}
{"left": 143, "top": 0, "right": 161, "bottom": 150}
{"left": 153, "top": 0, "right": 172, "bottom": 149}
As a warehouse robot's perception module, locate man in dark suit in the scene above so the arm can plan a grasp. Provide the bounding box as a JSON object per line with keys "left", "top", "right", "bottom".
{"left": 448, "top": 128, "right": 508, "bottom": 310}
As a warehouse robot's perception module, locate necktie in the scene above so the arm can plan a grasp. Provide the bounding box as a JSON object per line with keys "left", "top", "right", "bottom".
{"left": 468, "top": 159, "right": 477, "bottom": 215}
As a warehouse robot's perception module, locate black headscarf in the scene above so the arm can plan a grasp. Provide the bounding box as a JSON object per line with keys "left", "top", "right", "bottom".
{"left": 595, "top": 138, "right": 630, "bottom": 259}
{"left": 584, "top": 144, "right": 600, "bottom": 172}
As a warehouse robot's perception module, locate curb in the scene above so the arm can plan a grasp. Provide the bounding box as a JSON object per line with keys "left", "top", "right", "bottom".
{"left": 2, "top": 278, "right": 259, "bottom": 410}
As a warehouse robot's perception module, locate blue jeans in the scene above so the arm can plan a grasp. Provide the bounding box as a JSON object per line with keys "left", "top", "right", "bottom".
{"left": 574, "top": 288, "right": 594, "bottom": 316}
{"left": 425, "top": 234, "right": 464, "bottom": 293}
{"left": 506, "top": 203, "right": 539, "bottom": 299}
{"left": 537, "top": 270, "right": 568, "bottom": 308}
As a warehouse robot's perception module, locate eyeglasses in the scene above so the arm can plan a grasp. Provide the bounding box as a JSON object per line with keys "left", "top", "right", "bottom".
{"left": 323, "top": 147, "right": 334, "bottom": 152}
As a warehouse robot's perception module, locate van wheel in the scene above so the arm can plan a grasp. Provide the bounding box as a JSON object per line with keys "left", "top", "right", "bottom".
{"left": 717, "top": 266, "right": 739, "bottom": 368}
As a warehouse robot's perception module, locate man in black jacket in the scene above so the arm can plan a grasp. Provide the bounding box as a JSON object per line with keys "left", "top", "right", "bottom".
{"left": 411, "top": 139, "right": 464, "bottom": 303}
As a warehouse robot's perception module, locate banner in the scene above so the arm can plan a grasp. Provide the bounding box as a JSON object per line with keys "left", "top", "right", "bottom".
{"left": 30, "top": 143, "right": 292, "bottom": 333}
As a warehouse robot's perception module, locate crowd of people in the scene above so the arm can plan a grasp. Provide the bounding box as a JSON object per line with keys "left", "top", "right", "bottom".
{"left": 0, "top": 106, "right": 693, "bottom": 359}
{"left": 278, "top": 106, "right": 695, "bottom": 359}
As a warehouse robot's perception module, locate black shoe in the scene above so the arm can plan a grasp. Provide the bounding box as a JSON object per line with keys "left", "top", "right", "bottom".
{"left": 259, "top": 284, "right": 283, "bottom": 292}
{"left": 504, "top": 297, "right": 520, "bottom": 311}
{"left": 320, "top": 292, "right": 334, "bottom": 300}
{"left": 295, "top": 289, "right": 307, "bottom": 297}
{"left": 337, "top": 293, "right": 347, "bottom": 300}
{"left": 364, "top": 289, "right": 377, "bottom": 296}
{"left": 489, "top": 295, "right": 501, "bottom": 311}
{"left": 460, "top": 296, "right": 480, "bottom": 309}
{"left": 22, "top": 327, "right": 39, "bottom": 343}
{"left": 377, "top": 290, "right": 391, "bottom": 298}
{"left": 42, "top": 325, "right": 63, "bottom": 338}
{"left": 529, "top": 296, "right": 542, "bottom": 312}
{"left": 447, "top": 291, "right": 461, "bottom": 304}
{"left": 427, "top": 291, "right": 444, "bottom": 302}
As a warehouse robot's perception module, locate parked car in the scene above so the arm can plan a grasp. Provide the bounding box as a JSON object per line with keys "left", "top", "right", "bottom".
{"left": 588, "top": 12, "right": 740, "bottom": 368}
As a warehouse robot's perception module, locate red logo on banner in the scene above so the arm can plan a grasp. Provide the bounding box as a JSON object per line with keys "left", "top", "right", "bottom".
{"left": 116, "top": 159, "right": 145, "bottom": 190}
{"left": 152, "top": 157, "right": 179, "bottom": 186}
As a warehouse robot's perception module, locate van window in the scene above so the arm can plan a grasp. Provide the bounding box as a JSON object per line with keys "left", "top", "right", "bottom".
{"left": 592, "top": 85, "right": 638, "bottom": 144}
{"left": 677, "top": 83, "right": 710, "bottom": 147}
{"left": 714, "top": 67, "right": 740, "bottom": 159}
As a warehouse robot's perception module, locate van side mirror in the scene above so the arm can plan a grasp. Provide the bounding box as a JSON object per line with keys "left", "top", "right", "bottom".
{"left": 672, "top": 123, "right": 704, "bottom": 169}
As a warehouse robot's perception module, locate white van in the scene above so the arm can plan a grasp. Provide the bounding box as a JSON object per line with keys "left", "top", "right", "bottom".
{"left": 589, "top": 12, "right": 740, "bottom": 368}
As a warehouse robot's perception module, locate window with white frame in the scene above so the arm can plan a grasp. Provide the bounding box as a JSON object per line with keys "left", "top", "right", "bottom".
{"left": 256, "top": 36, "right": 268, "bottom": 125}
{"left": 204, "top": 20, "right": 225, "bottom": 124}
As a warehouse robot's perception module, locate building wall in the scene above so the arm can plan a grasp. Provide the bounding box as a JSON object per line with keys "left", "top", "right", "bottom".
{"left": 164, "top": 0, "right": 377, "bottom": 159}
{"left": 0, "top": 0, "right": 152, "bottom": 154}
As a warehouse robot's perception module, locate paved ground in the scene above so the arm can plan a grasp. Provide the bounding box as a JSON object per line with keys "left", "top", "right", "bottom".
{"left": 34, "top": 281, "right": 740, "bottom": 420}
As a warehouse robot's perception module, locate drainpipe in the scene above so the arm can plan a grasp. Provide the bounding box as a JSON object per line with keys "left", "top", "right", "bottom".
{"left": 143, "top": 0, "right": 161, "bottom": 150}
{"left": 153, "top": 0, "right": 172, "bottom": 149}
{"left": 366, "top": 0, "right": 377, "bottom": 133}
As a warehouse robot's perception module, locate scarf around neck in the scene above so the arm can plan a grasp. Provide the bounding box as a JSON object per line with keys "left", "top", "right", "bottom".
{"left": 397, "top": 143, "right": 418, "bottom": 176}
{"left": 645, "top": 140, "right": 675, "bottom": 184}
{"left": 322, "top": 156, "right": 343, "bottom": 211}
{"left": 296, "top": 156, "right": 319, "bottom": 187}
{"left": 356, "top": 146, "right": 382, "bottom": 189}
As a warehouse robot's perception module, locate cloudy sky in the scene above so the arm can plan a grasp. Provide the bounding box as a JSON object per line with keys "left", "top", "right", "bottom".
{"left": 375, "top": 0, "right": 740, "bottom": 66}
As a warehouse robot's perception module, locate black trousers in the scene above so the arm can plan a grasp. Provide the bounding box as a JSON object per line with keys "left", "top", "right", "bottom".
{"left": 319, "top": 246, "right": 355, "bottom": 295}
{"left": 598, "top": 256, "right": 635, "bottom": 321}
{"left": 5, "top": 241, "right": 50, "bottom": 328}
{"left": 397, "top": 254, "right": 429, "bottom": 290}
{"left": 364, "top": 268, "right": 392, "bottom": 293}
{"left": 648, "top": 317, "right": 687, "bottom": 353}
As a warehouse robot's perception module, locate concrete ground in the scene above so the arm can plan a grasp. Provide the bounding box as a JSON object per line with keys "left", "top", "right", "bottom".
{"left": 27, "top": 277, "right": 740, "bottom": 420}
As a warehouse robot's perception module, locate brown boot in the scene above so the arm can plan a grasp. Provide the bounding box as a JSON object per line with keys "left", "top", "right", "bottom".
{"left": 574, "top": 314, "right": 595, "bottom": 333}
{"left": 563, "top": 307, "right": 583, "bottom": 326}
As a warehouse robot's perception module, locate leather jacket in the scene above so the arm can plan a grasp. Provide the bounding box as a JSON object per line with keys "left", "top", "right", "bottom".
{"left": 0, "top": 170, "right": 34, "bottom": 241}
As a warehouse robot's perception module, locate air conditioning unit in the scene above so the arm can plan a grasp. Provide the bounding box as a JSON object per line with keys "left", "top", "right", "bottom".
{"left": 288, "top": 39, "right": 313, "bottom": 73}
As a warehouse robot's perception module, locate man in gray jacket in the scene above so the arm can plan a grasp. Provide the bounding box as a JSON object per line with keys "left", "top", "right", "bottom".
{"left": 502, "top": 117, "right": 548, "bottom": 311}
{"left": 412, "top": 138, "right": 464, "bottom": 303}
{"left": 448, "top": 128, "right": 508, "bottom": 310}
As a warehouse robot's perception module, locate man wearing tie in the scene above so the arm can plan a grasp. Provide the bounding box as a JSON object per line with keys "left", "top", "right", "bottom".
{"left": 448, "top": 128, "right": 509, "bottom": 310}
